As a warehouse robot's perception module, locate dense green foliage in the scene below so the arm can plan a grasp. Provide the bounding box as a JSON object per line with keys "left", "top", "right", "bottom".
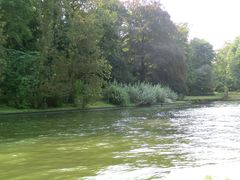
{"left": 214, "top": 37, "right": 240, "bottom": 98}
{"left": 103, "top": 83, "right": 130, "bottom": 106}
{"left": 1, "top": 0, "right": 240, "bottom": 108}
{"left": 1, "top": 50, "right": 41, "bottom": 108}
{"left": 1, "top": 0, "right": 112, "bottom": 108}
{"left": 122, "top": 2, "right": 187, "bottom": 93}
{"left": 187, "top": 38, "right": 215, "bottom": 95}
{"left": 103, "top": 82, "right": 177, "bottom": 106}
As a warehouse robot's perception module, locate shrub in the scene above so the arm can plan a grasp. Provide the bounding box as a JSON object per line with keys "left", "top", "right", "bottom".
{"left": 103, "top": 84, "right": 129, "bottom": 106}
{"left": 124, "top": 84, "right": 140, "bottom": 103}
{"left": 136, "top": 83, "right": 157, "bottom": 106}
{"left": 104, "top": 82, "right": 178, "bottom": 106}
{"left": 154, "top": 84, "right": 167, "bottom": 103}
{"left": 74, "top": 78, "right": 105, "bottom": 108}
{"left": 164, "top": 87, "right": 178, "bottom": 102}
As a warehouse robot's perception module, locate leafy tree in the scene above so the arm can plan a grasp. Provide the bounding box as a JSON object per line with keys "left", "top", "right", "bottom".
{"left": 1, "top": 50, "right": 41, "bottom": 108}
{"left": 63, "top": 0, "right": 112, "bottom": 107}
{"left": 215, "top": 36, "right": 240, "bottom": 99}
{"left": 124, "top": 1, "right": 187, "bottom": 93}
{"left": 190, "top": 38, "right": 215, "bottom": 67}
{"left": 98, "top": 0, "right": 134, "bottom": 83}
{"left": 1, "top": 0, "right": 37, "bottom": 50}
{"left": 214, "top": 43, "right": 233, "bottom": 99}
{"left": 1, "top": 0, "right": 113, "bottom": 108}
{"left": 230, "top": 37, "right": 240, "bottom": 90}
{"left": 188, "top": 38, "right": 215, "bottom": 95}
{"left": 0, "top": 12, "right": 5, "bottom": 82}
{"left": 0, "top": 0, "right": 40, "bottom": 107}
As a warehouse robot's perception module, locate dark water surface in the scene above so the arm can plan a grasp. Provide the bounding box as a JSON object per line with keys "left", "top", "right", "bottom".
{"left": 1, "top": 102, "right": 240, "bottom": 179}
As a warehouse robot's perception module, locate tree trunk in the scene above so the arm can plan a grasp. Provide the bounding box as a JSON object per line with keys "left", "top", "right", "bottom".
{"left": 223, "top": 86, "right": 229, "bottom": 100}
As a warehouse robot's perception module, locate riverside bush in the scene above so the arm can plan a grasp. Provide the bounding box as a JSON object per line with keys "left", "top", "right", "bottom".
{"left": 136, "top": 83, "right": 157, "bottom": 105}
{"left": 164, "top": 87, "right": 178, "bottom": 102}
{"left": 103, "top": 84, "right": 130, "bottom": 106}
{"left": 154, "top": 84, "right": 167, "bottom": 103}
{"left": 104, "top": 82, "right": 178, "bottom": 106}
{"left": 124, "top": 85, "right": 139, "bottom": 103}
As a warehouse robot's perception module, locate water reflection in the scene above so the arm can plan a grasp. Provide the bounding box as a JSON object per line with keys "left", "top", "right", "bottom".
{"left": 170, "top": 102, "right": 240, "bottom": 166}
{"left": 86, "top": 165, "right": 164, "bottom": 180}
{"left": 166, "top": 162, "right": 240, "bottom": 180}
{"left": 0, "top": 102, "right": 240, "bottom": 179}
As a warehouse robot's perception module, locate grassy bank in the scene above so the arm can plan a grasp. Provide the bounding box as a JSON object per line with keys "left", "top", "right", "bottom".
{"left": 184, "top": 93, "right": 223, "bottom": 102}
{"left": 1, "top": 92, "right": 240, "bottom": 115}
{"left": 0, "top": 101, "right": 117, "bottom": 115}
{"left": 185, "top": 92, "right": 240, "bottom": 102}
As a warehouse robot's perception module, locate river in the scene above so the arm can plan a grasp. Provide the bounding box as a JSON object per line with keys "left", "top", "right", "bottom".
{"left": 1, "top": 101, "right": 240, "bottom": 179}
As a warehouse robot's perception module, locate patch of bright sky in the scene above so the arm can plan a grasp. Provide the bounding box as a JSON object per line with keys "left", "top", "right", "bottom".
{"left": 161, "top": 0, "right": 240, "bottom": 49}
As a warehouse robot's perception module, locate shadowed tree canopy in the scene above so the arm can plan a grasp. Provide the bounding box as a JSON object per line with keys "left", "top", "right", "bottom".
{"left": 1, "top": 0, "right": 231, "bottom": 109}
{"left": 214, "top": 36, "right": 240, "bottom": 99}
{"left": 187, "top": 38, "right": 215, "bottom": 95}
{"left": 122, "top": 0, "right": 187, "bottom": 93}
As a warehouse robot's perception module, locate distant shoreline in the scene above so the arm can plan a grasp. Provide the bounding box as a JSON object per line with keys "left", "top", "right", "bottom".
{"left": 1, "top": 92, "right": 240, "bottom": 116}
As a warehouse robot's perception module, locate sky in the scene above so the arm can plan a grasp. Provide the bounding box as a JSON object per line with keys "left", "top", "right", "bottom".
{"left": 161, "top": 0, "right": 240, "bottom": 49}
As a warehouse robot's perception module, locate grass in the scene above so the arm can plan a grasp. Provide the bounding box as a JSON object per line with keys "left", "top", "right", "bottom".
{"left": 184, "top": 93, "right": 223, "bottom": 102}
{"left": 227, "top": 91, "right": 240, "bottom": 101}
{"left": 0, "top": 100, "right": 117, "bottom": 115}
{"left": 87, "top": 101, "right": 116, "bottom": 108}
{"left": 0, "top": 104, "right": 32, "bottom": 113}
{"left": 184, "top": 91, "right": 240, "bottom": 102}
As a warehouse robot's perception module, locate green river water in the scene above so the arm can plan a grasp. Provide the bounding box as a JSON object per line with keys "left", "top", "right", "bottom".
{"left": 1, "top": 102, "right": 240, "bottom": 180}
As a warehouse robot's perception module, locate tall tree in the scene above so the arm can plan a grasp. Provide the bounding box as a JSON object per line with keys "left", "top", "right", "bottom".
{"left": 0, "top": 0, "right": 41, "bottom": 108}
{"left": 1, "top": 0, "right": 37, "bottom": 50}
{"left": 99, "top": 0, "right": 133, "bottom": 83}
{"left": 230, "top": 37, "right": 240, "bottom": 90}
{"left": 1, "top": 0, "right": 112, "bottom": 108}
{"left": 214, "top": 43, "right": 233, "bottom": 99}
{"left": 188, "top": 38, "right": 215, "bottom": 95}
{"left": 215, "top": 36, "right": 240, "bottom": 99}
{"left": 0, "top": 11, "right": 5, "bottom": 81}
{"left": 124, "top": 0, "right": 187, "bottom": 93}
{"left": 63, "top": 0, "right": 112, "bottom": 107}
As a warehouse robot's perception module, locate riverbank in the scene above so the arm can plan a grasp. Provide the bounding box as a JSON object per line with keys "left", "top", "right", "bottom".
{"left": 0, "top": 92, "right": 240, "bottom": 115}
{"left": 0, "top": 101, "right": 191, "bottom": 116}
{"left": 186, "top": 92, "right": 240, "bottom": 102}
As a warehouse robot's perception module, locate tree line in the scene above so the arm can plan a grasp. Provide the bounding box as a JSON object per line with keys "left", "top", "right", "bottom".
{"left": 0, "top": 0, "right": 235, "bottom": 109}
{"left": 214, "top": 37, "right": 240, "bottom": 99}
